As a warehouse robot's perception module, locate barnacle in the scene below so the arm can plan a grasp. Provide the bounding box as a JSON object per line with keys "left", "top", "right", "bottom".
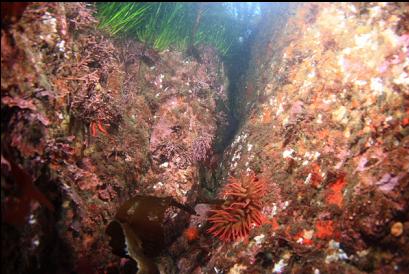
{"left": 207, "top": 172, "right": 267, "bottom": 242}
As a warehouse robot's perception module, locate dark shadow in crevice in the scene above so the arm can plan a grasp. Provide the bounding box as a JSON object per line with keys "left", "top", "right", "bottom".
{"left": 216, "top": 25, "right": 258, "bottom": 152}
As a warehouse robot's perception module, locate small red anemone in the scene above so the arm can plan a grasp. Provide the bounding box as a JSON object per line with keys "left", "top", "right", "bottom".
{"left": 184, "top": 227, "right": 199, "bottom": 241}
{"left": 207, "top": 172, "right": 267, "bottom": 242}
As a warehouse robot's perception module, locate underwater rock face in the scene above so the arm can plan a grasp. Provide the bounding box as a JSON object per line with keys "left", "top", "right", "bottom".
{"left": 1, "top": 2, "right": 408, "bottom": 274}
{"left": 1, "top": 2, "right": 226, "bottom": 273}
{"left": 194, "top": 2, "right": 408, "bottom": 273}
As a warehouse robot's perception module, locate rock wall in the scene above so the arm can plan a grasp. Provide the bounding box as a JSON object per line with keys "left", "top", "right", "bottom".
{"left": 1, "top": 3, "right": 227, "bottom": 273}
{"left": 2, "top": 2, "right": 409, "bottom": 274}
{"left": 196, "top": 2, "right": 408, "bottom": 273}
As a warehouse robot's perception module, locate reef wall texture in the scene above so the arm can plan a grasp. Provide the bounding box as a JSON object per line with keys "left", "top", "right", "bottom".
{"left": 1, "top": 2, "right": 409, "bottom": 274}
{"left": 1, "top": 3, "right": 227, "bottom": 273}
{"left": 193, "top": 2, "right": 408, "bottom": 273}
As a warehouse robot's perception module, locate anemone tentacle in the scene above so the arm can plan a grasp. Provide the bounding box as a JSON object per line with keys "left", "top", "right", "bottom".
{"left": 207, "top": 172, "right": 267, "bottom": 242}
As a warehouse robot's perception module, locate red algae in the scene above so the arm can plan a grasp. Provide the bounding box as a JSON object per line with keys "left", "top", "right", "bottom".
{"left": 326, "top": 175, "right": 346, "bottom": 208}
{"left": 315, "top": 220, "right": 335, "bottom": 240}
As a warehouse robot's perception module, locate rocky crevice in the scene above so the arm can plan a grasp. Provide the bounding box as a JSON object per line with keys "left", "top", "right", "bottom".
{"left": 1, "top": 2, "right": 409, "bottom": 274}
